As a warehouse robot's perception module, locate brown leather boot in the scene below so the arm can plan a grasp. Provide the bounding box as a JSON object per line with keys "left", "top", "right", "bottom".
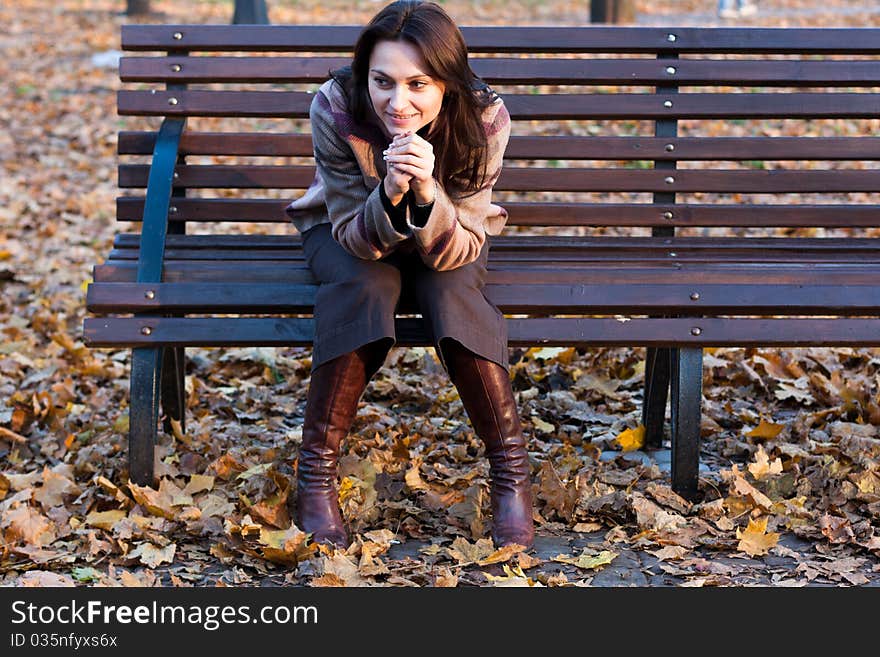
{"left": 295, "top": 341, "right": 388, "bottom": 547}
{"left": 441, "top": 339, "right": 535, "bottom": 548}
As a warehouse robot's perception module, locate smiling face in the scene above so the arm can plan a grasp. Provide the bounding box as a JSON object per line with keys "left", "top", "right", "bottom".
{"left": 367, "top": 39, "right": 446, "bottom": 138}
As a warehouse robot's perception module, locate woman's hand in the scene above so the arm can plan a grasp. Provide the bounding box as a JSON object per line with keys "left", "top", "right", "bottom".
{"left": 384, "top": 131, "right": 436, "bottom": 205}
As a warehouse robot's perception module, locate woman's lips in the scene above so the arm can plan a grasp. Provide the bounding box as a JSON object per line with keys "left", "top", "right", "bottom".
{"left": 387, "top": 112, "right": 419, "bottom": 126}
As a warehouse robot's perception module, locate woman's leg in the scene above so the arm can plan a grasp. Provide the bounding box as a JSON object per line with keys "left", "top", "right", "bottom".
{"left": 296, "top": 339, "right": 390, "bottom": 547}
{"left": 408, "top": 244, "right": 533, "bottom": 547}
{"left": 296, "top": 224, "right": 399, "bottom": 546}
{"left": 440, "top": 338, "right": 535, "bottom": 548}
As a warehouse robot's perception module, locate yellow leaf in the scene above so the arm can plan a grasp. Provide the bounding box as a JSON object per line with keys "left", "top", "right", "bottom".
{"left": 736, "top": 516, "right": 779, "bottom": 557}
{"left": 447, "top": 537, "right": 495, "bottom": 564}
{"left": 477, "top": 543, "right": 527, "bottom": 565}
{"left": 746, "top": 420, "right": 785, "bottom": 439}
{"left": 85, "top": 509, "right": 127, "bottom": 530}
{"left": 483, "top": 564, "right": 543, "bottom": 587}
{"left": 129, "top": 542, "right": 176, "bottom": 568}
{"left": 531, "top": 416, "right": 555, "bottom": 434}
{"left": 748, "top": 445, "right": 783, "bottom": 480}
{"left": 404, "top": 461, "right": 429, "bottom": 491}
{"left": 183, "top": 474, "right": 215, "bottom": 496}
{"left": 552, "top": 549, "right": 617, "bottom": 570}
{"left": 127, "top": 479, "right": 187, "bottom": 520}
{"left": 616, "top": 425, "right": 645, "bottom": 452}
{"left": 528, "top": 347, "right": 572, "bottom": 362}
{"left": 34, "top": 466, "right": 81, "bottom": 509}
{"left": 4, "top": 504, "right": 57, "bottom": 546}
{"left": 259, "top": 525, "right": 312, "bottom": 565}
{"left": 434, "top": 567, "right": 459, "bottom": 587}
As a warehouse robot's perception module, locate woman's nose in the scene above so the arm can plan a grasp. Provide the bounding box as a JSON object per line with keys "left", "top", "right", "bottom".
{"left": 388, "top": 86, "right": 408, "bottom": 110}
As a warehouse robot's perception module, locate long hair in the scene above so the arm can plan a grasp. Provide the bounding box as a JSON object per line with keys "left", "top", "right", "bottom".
{"left": 331, "top": 0, "right": 497, "bottom": 197}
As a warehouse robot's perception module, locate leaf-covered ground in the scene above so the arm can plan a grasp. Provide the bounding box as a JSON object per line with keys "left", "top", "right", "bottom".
{"left": 1, "top": 0, "right": 879, "bottom": 587}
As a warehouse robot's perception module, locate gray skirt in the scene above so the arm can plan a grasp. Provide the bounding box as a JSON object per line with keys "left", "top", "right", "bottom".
{"left": 301, "top": 222, "right": 508, "bottom": 373}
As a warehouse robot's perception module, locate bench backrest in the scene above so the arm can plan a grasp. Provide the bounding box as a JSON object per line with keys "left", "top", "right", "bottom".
{"left": 116, "top": 25, "right": 880, "bottom": 241}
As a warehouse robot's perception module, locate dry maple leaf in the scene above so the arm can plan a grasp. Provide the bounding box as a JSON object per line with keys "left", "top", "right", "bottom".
{"left": 129, "top": 541, "right": 176, "bottom": 568}
{"left": 2, "top": 503, "right": 57, "bottom": 546}
{"left": 818, "top": 513, "right": 855, "bottom": 544}
{"left": 127, "top": 479, "right": 188, "bottom": 520}
{"left": 552, "top": 549, "right": 617, "bottom": 570}
{"left": 477, "top": 543, "right": 527, "bottom": 565}
{"left": 33, "top": 466, "right": 81, "bottom": 509}
{"left": 317, "top": 553, "right": 370, "bottom": 587}
{"left": 736, "top": 516, "right": 780, "bottom": 557}
{"left": 447, "top": 536, "right": 495, "bottom": 564}
{"left": 748, "top": 445, "right": 784, "bottom": 480}
{"left": 434, "top": 567, "right": 459, "bottom": 587}
{"left": 483, "top": 564, "right": 543, "bottom": 587}
{"left": 616, "top": 425, "right": 646, "bottom": 452}
{"left": 84, "top": 509, "right": 127, "bottom": 531}
{"left": 746, "top": 419, "right": 785, "bottom": 440}
{"left": 17, "top": 570, "right": 76, "bottom": 587}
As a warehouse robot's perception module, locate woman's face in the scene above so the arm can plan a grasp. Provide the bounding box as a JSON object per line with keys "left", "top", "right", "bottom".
{"left": 367, "top": 39, "right": 446, "bottom": 138}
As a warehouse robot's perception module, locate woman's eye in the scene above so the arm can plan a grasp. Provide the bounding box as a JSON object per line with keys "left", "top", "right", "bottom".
{"left": 410, "top": 81, "right": 427, "bottom": 89}
{"left": 373, "top": 77, "right": 390, "bottom": 86}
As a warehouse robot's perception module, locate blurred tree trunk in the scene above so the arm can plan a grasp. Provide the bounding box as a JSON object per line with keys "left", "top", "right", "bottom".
{"left": 590, "top": 0, "right": 636, "bottom": 23}
{"left": 233, "top": 0, "right": 270, "bottom": 24}
{"left": 126, "top": 0, "right": 151, "bottom": 15}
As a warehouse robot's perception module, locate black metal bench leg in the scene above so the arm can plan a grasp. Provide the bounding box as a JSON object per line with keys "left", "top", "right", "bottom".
{"left": 161, "top": 346, "right": 186, "bottom": 437}
{"left": 642, "top": 347, "right": 671, "bottom": 448}
{"left": 129, "top": 346, "right": 162, "bottom": 486}
{"left": 670, "top": 347, "right": 702, "bottom": 500}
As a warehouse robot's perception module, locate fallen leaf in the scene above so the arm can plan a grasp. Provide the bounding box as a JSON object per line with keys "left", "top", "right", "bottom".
{"left": 483, "top": 563, "right": 543, "bottom": 587}
{"left": 447, "top": 536, "right": 495, "bottom": 564}
{"left": 2, "top": 504, "right": 57, "bottom": 546}
{"left": 477, "top": 543, "right": 527, "bottom": 565}
{"left": 552, "top": 549, "right": 617, "bottom": 570}
{"left": 736, "top": 516, "right": 780, "bottom": 556}
{"left": 818, "top": 513, "right": 855, "bottom": 544}
{"left": 747, "top": 419, "right": 785, "bottom": 440}
{"left": 18, "top": 571, "right": 76, "bottom": 587}
{"left": 650, "top": 545, "right": 691, "bottom": 561}
{"left": 85, "top": 509, "right": 127, "bottom": 530}
{"left": 615, "top": 425, "right": 645, "bottom": 452}
{"left": 183, "top": 474, "right": 215, "bottom": 496}
{"left": 531, "top": 416, "right": 555, "bottom": 434}
{"left": 129, "top": 541, "right": 176, "bottom": 567}
{"left": 748, "top": 445, "right": 784, "bottom": 480}
{"left": 259, "top": 525, "right": 312, "bottom": 565}
{"left": 34, "top": 466, "right": 81, "bottom": 508}
{"left": 434, "top": 567, "right": 459, "bottom": 587}
{"left": 317, "top": 553, "right": 369, "bottom": 587}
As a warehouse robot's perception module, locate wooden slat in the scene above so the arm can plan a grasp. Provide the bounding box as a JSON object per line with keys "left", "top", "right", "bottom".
{"left": 118, "top": 164, "right": 880, "bottom": 193}
{"left": 120, "top": 56, "right": 880, "bottom": 86}
{"left": 120, "top": 25, "right": 880, "bottom": 55}
{"left": 118, "top": 133, "right": 880, "bottom": 161}
{"left": 115, "top": 197, "right": 880, "bottom": 227}
{"left": 86, "top": 281, "right": 880, "bottom": 315}
{"left": 118, "top": 132, "right": 315, "bottom": 156}
{"left": 111, "top": 233, "right": 880, "bottom": 252}
{"left": 117, "top": 90, "right": 880, "bottom": 119}
{"left": 83, "top": 316, "right": 880, "bottom": 349}
{"left": 92, "top": 261, "right": 880, "bottom": 285}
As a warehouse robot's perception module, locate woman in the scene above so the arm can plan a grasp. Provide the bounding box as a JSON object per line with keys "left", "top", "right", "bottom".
{"left": 285, "top": 0, "right": 533, "bottom": 549}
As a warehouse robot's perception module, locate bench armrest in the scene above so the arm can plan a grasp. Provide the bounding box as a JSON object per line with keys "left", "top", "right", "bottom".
{"left": 136, "top": 117, "right": 186, "bottom": 283}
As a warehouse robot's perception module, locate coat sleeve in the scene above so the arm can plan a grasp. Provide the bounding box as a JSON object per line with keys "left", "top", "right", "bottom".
{"left": 310, "top": 92, "right": 411, "bottom": 260}
{"left": 407, "top": 101, "right": 511, "bottom": 271}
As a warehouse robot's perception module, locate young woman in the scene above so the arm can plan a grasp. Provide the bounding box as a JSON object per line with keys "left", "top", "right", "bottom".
{"left": 285, "top": 0, "right": 534, "bottom": 549}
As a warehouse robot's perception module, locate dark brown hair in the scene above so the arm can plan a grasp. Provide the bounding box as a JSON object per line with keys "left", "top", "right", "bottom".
{"left": 331, "top": 0, "right": 498, "bottom": 196}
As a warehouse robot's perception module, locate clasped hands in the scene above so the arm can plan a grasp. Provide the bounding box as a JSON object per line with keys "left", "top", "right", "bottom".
{"left": 382, "top": 131, "right": 435, "bottom": 207}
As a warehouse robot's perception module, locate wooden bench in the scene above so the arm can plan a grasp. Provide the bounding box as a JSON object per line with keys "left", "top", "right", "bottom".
{"left": 83, "top": 24, "right": 880, "bottom": 500}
